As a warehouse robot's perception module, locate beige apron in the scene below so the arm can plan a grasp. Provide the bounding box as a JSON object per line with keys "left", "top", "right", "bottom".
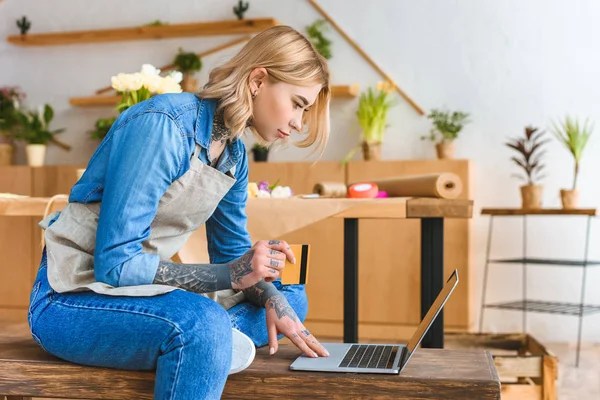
{"left": 38, "top": 143, "right": 246, "bottom": 310}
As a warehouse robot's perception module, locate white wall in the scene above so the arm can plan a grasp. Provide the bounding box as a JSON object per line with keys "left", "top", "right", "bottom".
{"left": 2, "top": 0, "right": 600, "bottom": 343}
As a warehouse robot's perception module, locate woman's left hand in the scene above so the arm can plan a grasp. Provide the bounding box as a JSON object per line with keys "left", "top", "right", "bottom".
{"left": 265, "top": 294, "right": 330, "bottom": 358}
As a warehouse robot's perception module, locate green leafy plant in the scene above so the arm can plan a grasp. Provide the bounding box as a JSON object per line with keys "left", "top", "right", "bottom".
{"left": 343, "top": 82, "right": 394, "bottom": 163}
{"left": 306, "top": 19, "right": 332, "bottom": 60}
{"left": 173, "top": 48, "right": 202, "bottom": 74}
{"left": 89, "top": 116, "right": 117, "bottom": 140}
{"left": 233, "top": 1, "right": 249, "bottom": 20}
{"left": 13, "top": 104, "right": 65, "bottom": 145}
{"left": 145, "top": 20, "right": 168, "bottom": 27}
{"left": 506, "top": 126, "right": 548, "bottom": 186}
{"left": 551, "top": 116, "right": 593, "bottom": 190}
{"left": 0, "top": 86, "right": 26, "bottom": 134}
{"left": 16, "top": 16, "right": 31, "bottom": 35}
{"left": 422, "top": 109, "right": 470, "bottom": 142}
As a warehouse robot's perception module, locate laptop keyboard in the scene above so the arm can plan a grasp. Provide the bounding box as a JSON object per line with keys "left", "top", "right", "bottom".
{"left": 338, "top": 344, "right": 398, "bottom": 369}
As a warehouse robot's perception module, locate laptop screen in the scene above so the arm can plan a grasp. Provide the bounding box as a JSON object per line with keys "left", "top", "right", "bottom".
{"left": 404, "top": 270, "right": 459, "bottom": 359}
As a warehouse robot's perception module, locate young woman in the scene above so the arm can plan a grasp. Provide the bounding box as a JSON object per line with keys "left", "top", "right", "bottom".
{"left": 28, "top": 25, "right": 331, "bottom": 399}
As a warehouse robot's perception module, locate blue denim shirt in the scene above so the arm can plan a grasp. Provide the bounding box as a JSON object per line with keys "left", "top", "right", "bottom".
{"left": 69, "top": 93, "right": 252, "bottom": 288}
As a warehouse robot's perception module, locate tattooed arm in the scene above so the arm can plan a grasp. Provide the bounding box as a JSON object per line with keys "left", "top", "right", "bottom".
{"left": 153, "top": 240, "right": 293, "bottom": 294}
{"left": 152, "top": 259, "right": 233, "bottom": 294}
{"left": 243, "top": 280, "right": 298, "bottom": 321}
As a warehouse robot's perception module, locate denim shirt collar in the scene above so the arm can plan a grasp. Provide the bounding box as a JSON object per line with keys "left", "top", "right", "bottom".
{"left": 195, "top": 96, "right": 242, "bottom": 174}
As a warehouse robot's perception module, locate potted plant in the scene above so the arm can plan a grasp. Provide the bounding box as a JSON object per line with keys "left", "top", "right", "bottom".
{"left": 172, "top": 48, "right": 202, "bottom": 93}
{"left": 422, "top": 109, "right": 470, "bottom": 159}
{"left": 306, "top": 19, "right": 333, "bottom": 60}
{"left": 89, "top": 116, "right": 117, "bottom": 141}
{"left": 233, "top": 1, "right": 249, "bottom": 20}
{"left": 251, "top": 143, "right": 269, "bottom": 162}
{"left": 551, "top": 116, "right": 593, "bottom": 209}
{"left": 13, "top": 104, "right": 65, "bottom": 167}
{"left": 0, "top": 86, "right": 26, "bottom": 165}
{"left": 343, "top": 81, "right": 394, "bottom": 163}
{"left": 506, "top": 126, "right": 548, "bottom": 209}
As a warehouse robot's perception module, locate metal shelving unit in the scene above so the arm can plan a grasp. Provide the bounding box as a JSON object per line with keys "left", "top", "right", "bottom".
{"left": 478, "top": 208, "right": 600, "bottom": 367}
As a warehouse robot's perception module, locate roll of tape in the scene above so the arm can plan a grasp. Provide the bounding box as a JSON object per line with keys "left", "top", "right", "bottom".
{"left": 348, "top": 182, "right": 379, "bottom": 198}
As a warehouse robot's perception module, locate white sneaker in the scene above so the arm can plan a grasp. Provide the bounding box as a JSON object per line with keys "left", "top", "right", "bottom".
{"left": 229, "top": 327, "right": 256, "bottom": 375}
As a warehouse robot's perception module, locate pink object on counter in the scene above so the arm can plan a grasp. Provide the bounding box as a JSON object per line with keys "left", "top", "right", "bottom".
{"left": 376, "top": 191, "right": 388, "bottom": 198}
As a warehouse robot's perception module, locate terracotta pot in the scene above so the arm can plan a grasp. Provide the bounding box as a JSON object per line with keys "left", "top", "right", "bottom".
{"left": 26, "top": 144, "right": 46, "bottom": 167}
{"left": 560, "top": 189, "right": 579, "bottom": 209}
{"left": 0, "top": 143, "right": 14, "bottom": 166}
{"left": 361, "top": 141, "right": 382, "bottom": 161}
{"left": 181, "top": 73, "right": 198, "bottom": 93}
{"left": 520, "top": 185, "right": 543, "bottom": 209}
{"left": 435, "top": 141, "right": 455, "bottom": 159}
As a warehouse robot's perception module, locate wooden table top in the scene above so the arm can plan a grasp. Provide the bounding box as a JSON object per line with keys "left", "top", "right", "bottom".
{"left": 482, "top": 208, "right": 597, "bottom": 216}
{"left": 0, "top": 333, "right": 500, "bottom": 400}
{"left": 0, "top": 196, "right": 473, "bottom": 219}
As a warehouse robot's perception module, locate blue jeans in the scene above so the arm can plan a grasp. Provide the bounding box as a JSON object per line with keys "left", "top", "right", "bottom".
{"left": 28, "top": 250, "right": 308, "bottom": 400}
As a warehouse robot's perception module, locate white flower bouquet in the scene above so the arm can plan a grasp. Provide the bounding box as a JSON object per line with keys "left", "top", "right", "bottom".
{"left": 111, "top": 64, "right": 183, "bottom": 113}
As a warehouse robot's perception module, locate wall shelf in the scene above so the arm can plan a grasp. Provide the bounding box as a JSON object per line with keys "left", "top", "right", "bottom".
{"left": 69, "top": 84, "right": 359, "bottom": 107}
{"left": 7, "top": 18, "right": 279, "bottom": 46}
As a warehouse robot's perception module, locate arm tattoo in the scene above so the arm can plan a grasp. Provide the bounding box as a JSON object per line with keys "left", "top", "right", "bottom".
{"left": 243, "top": 279, "right": 279, "bottom": 307}
{"left": 153, "top": 260, "right": 231, "bottom": 294}
{"left": 229, "top": 250, "right": 254, "bottom": 285}
{"left": 266, "top": 294, "right": 299, "bottom": 322}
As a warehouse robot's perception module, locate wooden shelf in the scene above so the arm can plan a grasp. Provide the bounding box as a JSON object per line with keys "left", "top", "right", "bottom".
{"left": 70, "top": 84, "right": 360, "bottom": 107}
{"left": 331, "top": 84, "right": 359, "bottom": 98}
{"left": 7, "top": 18, "right": 279, "bottom": 46}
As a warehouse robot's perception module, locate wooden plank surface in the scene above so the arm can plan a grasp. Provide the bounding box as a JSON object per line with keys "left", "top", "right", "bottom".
{"left": 0, "top": 334, "right": 500, "bottom": 400}
{"left": 7, "top": 18, "right": 279, "bottom": 46}
{"left": 482, "top": 208, "right": 597, "bottom": 216}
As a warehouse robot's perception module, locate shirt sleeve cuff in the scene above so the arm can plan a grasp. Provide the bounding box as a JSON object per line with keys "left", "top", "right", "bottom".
{"left": 118, "top": 252, "right": 161, "bottom": 287}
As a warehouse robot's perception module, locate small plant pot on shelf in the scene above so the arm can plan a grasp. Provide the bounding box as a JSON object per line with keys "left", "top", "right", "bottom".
{"left": 26, "top": 144, "right": 47, "bottom": 167}
{"left": 180, "top": 73, "right": 198, "bottom": 93}
{"left": 252, "top": 148, "right": 269, "bottom": 162}
{"left": 560, "top": 189, "right": 579, "bottom": 209}
{"left": 361, "top": 141, "right": 381, "bottom": 161}
{"left": 0, "top": 143, "right": 13, "bottom": 166}
{"left": 520, "top": 185, "right": 543, "bottom": 209}
{"left": 435, "top": 141, "right": 455, "bottom": 159}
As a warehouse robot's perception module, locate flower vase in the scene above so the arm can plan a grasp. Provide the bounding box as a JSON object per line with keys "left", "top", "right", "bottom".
{"left": 361, "top": 141, "right": 381, "bottom": 161}
{"left": 26, "top": 144, "right": 47, "bottom": 167}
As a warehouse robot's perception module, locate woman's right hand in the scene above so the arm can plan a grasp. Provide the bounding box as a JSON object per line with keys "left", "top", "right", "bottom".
{"left": 229, "top": 240, "right": 296, "bottom": 290}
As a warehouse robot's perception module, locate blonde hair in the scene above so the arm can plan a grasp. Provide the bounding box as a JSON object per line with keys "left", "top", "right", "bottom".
{"left": 197, "top": 25, "right": 331, "bottom": 156}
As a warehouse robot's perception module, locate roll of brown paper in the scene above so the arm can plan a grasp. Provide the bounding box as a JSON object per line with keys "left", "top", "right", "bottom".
{"left": 364, "top": 173, "right": 462, "bottom": 199}
{"left": 312, "top": 182, "right": 348, "bottom": 198}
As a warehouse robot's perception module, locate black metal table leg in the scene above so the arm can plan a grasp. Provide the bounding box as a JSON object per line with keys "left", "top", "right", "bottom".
{"left": 343, "top": 218, "right": 359, "bottom": 343}
{"left": 421, "top": 217, "right": 445, "bottom": 348}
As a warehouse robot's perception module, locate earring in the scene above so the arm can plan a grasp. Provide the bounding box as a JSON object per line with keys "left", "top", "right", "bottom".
{"left": 251, "top": 90, "right": 257, "bottom": 99}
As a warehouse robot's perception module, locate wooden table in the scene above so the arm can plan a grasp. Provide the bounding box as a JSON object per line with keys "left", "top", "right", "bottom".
{"left": 0, "top": 196, "right": 473, "bottom": 349}
{"left": 0, "top": 328, "right": 500, "bottom": 399}
{"left": 480, "top": 207, "right": 599, "bottom": 367}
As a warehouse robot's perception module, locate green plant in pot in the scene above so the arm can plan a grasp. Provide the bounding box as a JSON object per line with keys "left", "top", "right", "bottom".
{"left": 13, "top": 104, "right": 65, "bottom": 167}
{"left": 306, "top": 19, "right": 332, "bottom": 60}
{"left": 0, "top": 86, "right": 26, "bottom": 165}
{"left": 422, "top": 109, "right": 470, "bottom": 159}
{"left": 551, "top": 116, "right": 593, "bottom": 209}
{"left": 172, "top": 48, "right": 202, "bottom": 93}
{"left": 89, "top": 116, "right": 117, "bottom": 141}
{"left": 343, "top": 81, "right": 394, "bottom": 164}
{"left": 251, "top": 143, "right": 269, "bottom": 162}
{"left": 506, "top": 126, "right": 548, "bottom": 209}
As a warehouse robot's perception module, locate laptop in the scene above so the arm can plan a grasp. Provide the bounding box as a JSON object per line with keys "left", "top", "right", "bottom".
{"left": 289, "top": 269, "right": 459, "bottom": 374}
